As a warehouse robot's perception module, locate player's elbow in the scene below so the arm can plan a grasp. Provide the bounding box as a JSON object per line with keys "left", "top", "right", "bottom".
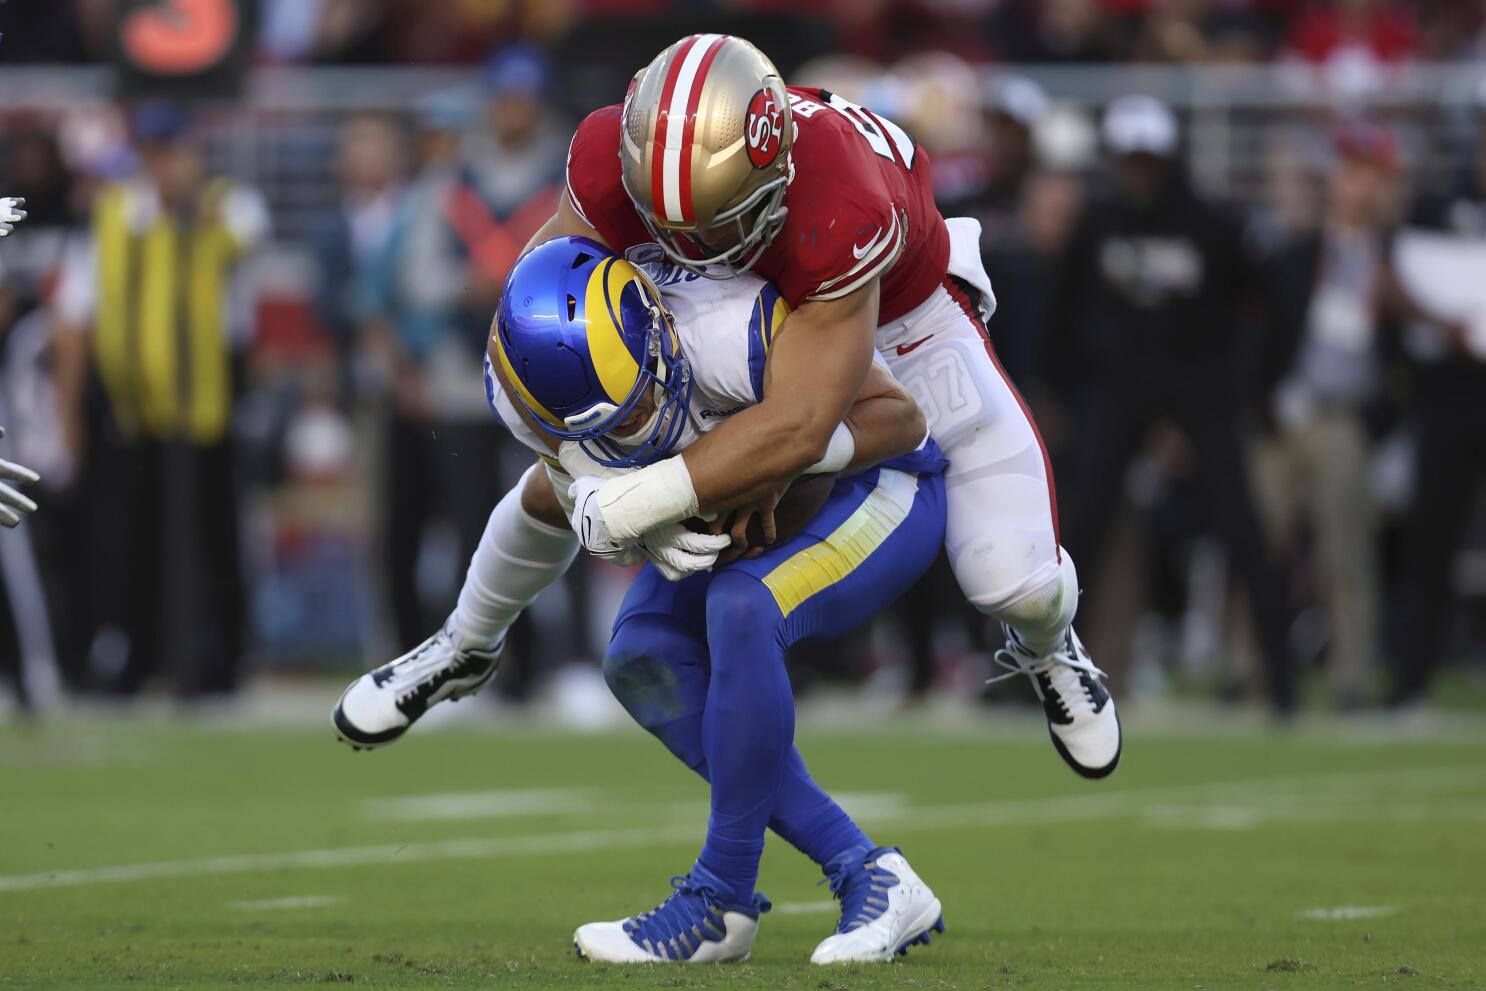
{"left": 774, "top": 414, "right": 837, "bottom": 475}
{"left": 894, "top": 396, "right": 927, "bottom": 455}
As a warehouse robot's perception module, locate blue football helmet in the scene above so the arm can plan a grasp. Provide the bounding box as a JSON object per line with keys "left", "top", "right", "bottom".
{"left": 490, "top": 236, "right": 693, "bottom": 468}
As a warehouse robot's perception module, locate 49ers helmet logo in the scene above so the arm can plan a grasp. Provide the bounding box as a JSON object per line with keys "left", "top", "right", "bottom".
{"left": 745, "top": 88, "right": 784, "bottom": 168}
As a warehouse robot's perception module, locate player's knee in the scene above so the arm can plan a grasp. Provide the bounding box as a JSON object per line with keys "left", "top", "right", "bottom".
{"left": 602, "top": 622, "right": 685, "bottom": 729}
{"left": 950, "top": 523, "right": 1064, "bottom": 613}
{"left": 980, "top": 551, "right": 1080, "bottom": 642}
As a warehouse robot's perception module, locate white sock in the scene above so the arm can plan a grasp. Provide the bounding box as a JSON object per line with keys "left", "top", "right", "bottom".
{"left": 994, "top": 551, "right": 1079, "bottom": 655}
{"left": 451, "top": 472, "right": 579, "bottom": 649}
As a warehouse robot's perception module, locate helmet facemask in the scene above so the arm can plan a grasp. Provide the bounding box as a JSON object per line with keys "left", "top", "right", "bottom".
{"left": 632, "top": 160, "right": 791, "bottom": 279}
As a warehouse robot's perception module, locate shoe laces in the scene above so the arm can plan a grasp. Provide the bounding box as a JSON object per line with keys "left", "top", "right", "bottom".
{"left": 380, "top": 625, "right": 497, "bottom": 706}
{"left": 986, "top": 630, "right": 1106, "bottom": 718}
{"left": 622, "top": 875, "right": 768, "bottom": 961}
{"left": 820, "top": 848, "right": 900, "bottom": 933}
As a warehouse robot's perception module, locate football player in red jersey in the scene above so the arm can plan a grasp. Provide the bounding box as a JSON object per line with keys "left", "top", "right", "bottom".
{"left": 527, "top": 34, "right": 1121, "bottom": 782}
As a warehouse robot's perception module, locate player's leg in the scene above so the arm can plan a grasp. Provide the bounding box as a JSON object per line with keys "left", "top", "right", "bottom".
{"left": 1392, "top": 408, "right": 1480, "bottom": 706}
{"left": 334, "top": 463, "right": 577, "bottom": 747}
{"left": 1182, "top": 407, "right": 1297, "bottom": 713}
{"left": 574, "top": 570, "right": 770, "bottom": 964}
{"left": 712, "top": 466, "right": 948, "bottom": 964}
{"left": 603, "top": 567, "right": 874, "bottom": 867}
{"left": 578, "top": 467, "right": 947, "bottom": 964}
{"left": 882, "top": 279, "right": 1121, "bottom": 778}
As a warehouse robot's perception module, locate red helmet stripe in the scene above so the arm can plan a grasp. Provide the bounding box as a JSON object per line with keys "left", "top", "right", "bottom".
{"left": 676, "top": 34, "right": 726, "bottom": 224}
{"left": 651, "top": 35, "right": 700, "bottom": 225}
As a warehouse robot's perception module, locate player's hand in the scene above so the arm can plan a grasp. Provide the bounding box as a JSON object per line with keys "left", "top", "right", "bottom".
{"left": 568, "top": 475, "right": 644, "bottom": 566}
{"left": 0, "top": 427, "right": 39, "bottom": 527}
{"left": 638, "top": 523, "right": 732, "bottom": 581}
{"left": 710, "top": 491, "right": 781, "bottom": 566}
{"left": 0, "top": 197, "right": 27, "bottom": 237}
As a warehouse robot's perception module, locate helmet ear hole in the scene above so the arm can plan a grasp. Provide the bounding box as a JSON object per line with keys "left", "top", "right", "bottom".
{"left": 570, "top": 251, "right": 592, "bottom": 269}
{"left": 566, "top": 294, "right": 577, "bottom": 320}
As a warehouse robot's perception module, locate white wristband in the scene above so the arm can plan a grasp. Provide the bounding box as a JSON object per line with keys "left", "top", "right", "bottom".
{"left": 803, "top": 422, "right": 856, "bottom": 475}
{"left": 597, "top": 456, "right": 700, "bottom": 541}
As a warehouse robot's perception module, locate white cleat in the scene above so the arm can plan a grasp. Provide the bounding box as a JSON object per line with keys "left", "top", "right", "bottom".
{"left": 811, "top": 846, "right": 944, "bottom": 965}
{"left": 991, "top": 624, "right": 1121, "bottom": 779}
{"left": 332, "top": 616, "right": 501, "bottom": 749}
{"left": 573, "top": 869, "right": 770, "bottom": 964}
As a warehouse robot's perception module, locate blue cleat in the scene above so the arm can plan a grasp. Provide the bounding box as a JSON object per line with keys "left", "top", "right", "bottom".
{"left": 573, "top": 865, "right": 771, "bottom": 963}
{"left": 811, "top": 845, "right": 944, "bottom": 964}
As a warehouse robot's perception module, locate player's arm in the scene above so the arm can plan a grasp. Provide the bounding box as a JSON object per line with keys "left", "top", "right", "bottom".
{"left": 689, "top": 285, "right": 878, "bottom": 511}
{"left": 566, "top": 283, "right": 879, "bottom": 549}
{"left": 571, "top": 284, "right": 878, "bottom": 548}
{"left": 838, "top": 361, "right": 925, "bottom": 473}
{"left": 521, "top": 191, "right": 610, "bottom": 256}
{"left": 520, "top": 458, "right": 571, "bottom": 529}
{"left": 711, "top": 356, "right": 921, "bottom": 557}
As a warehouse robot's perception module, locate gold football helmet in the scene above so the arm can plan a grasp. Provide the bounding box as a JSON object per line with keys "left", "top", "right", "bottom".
{"left": 619, "top": 34, "right": 793, "bottom": 277}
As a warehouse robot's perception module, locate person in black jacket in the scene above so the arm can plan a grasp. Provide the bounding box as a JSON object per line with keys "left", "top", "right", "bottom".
{"left": 1390, "top": 91, "right": 1486, "bottom": 707}
{"left": 1046, "top": 95, "right": 1296, "bottom": 714}
{"left": 1250, "top": 124, "right": 1403, "bottom": 709}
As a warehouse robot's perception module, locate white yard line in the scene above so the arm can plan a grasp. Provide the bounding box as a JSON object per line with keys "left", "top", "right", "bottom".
{"left": 0, "top": 824, "right": 697, "bottom": 894}
{"left": 1296, "top": 906, "right": 1396, "bottom": 921}
{"left": 226, "top": 895, "right": 348, "bottom": 911}
{"left": 2, "top": 763, "right": 1480, "bottom": 894}
{"left": 363, "top": 788, "right": 598, "bottom": 822}
{"left": 772, "top": 900, "right": 839, "bottom": 915}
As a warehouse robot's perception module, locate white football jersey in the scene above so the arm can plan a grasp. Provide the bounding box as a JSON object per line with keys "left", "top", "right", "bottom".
{"left": 486, "top": 244, "right": 790, "bottom": 461}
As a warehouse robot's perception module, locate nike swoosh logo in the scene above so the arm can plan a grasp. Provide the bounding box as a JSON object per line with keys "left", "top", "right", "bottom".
{"left": 895, "top": 335, "right": 934, "bottom": 355}
{"left": 852, "top": 230, "right": 882, "bottom": 259}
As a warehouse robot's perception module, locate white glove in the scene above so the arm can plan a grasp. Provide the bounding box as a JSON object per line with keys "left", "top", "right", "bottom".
{"left": 636, "top": 523, "right": 733, "bottom": 582}
{"left": 568, "top": 475, "right": 644, "bottom": 566}
{"left": 0, "top": 427, "right": 39, "bottom": 527}
{"left": 0, "top": 197, "right": 27, "bottom": 237}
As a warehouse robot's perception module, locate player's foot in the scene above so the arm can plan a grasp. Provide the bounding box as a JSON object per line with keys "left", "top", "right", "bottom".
{"left": 332, "top": 617, "right": 502, "bottom": 749}
{"left": 810, "top": 845, "right": 944, "bottom": 964}
{"left": 990, "top": 624, "right": 1121, "bottom": 779}
{"left": 573, "top": 866, "right": 770, "bottom": 963}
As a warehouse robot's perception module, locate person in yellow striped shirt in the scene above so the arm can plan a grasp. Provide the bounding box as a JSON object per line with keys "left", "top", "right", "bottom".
{"left": 52, "top": 103, "right": 267, "bottom": 696}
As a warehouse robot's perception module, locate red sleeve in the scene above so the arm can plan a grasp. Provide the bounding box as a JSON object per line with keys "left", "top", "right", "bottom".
{"left": 771, "top": 137, "right": 905, "bottom": 308}
{"left": 565, "top": 106, "right": 651, "bottom": 251}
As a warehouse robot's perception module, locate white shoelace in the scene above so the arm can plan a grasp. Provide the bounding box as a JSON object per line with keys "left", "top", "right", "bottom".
{"left": 986, "top": 639, "right": 1108, "bottom": 718}
{"left": 384, "top": 634, "right": 457, "bottom": 698}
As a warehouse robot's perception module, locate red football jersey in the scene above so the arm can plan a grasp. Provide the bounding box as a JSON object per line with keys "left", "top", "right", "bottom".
{"left": 565, "top": 87, "right": 949, "bottom": 325}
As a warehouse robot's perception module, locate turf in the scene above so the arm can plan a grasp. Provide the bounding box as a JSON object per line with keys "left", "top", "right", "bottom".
{"left": 1, "top": 710, "right": 1484, "bottom": 990}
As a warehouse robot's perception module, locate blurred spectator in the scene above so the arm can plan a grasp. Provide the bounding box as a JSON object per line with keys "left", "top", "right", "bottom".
{"left": 52, "top": 102, "right": 269, "bottom": 697}
{"left": 1131, "top": 0, "right": 1276, "bottom": 64}
{"left": 1282, "top": 0, "right": 1419, "bottom": 72}
{"left": 1046, "top": 95, "right": 1297, "bottom": 713}
{"left": 364, "top": 46, "right": 566, "bottom": 660}
{"left": 993, "top": 0, "right": 1120, "bottom": 62}
{"left": 1390, "top": 88, "right": 1486, "bottom": 707}
{"left": 1251, "top": 123, "right": 1401, "bottom": 708}
{"left": 971, "top": 77, "right": 1058, "bottom": 385}
{"left": 313, "top": 112, "right": 408, "bottom": 356}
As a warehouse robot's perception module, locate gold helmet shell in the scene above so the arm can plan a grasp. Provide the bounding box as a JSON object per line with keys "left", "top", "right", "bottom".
{"left": 620, "top": 34, "right": 793, "bottom": 277}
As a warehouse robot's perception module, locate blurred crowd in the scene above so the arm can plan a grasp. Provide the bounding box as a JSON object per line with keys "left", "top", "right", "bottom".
{"left": 6, "top": 0, "right": 1486, "bottom": 70}
{"left": 0, "top": 4, "right": 1484, "bottom": 719}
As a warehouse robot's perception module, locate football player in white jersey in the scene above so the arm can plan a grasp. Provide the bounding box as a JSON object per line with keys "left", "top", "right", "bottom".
{"left": 336, "top": 236, "right": 948, "bottom": 963}
{"left": 0, "top": 197, "right": 41, "bottom": 527}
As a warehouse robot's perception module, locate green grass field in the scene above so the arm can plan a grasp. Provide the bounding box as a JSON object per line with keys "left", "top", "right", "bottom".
{"left": 2, "top": 709, "right": 1484, "bottom": 990}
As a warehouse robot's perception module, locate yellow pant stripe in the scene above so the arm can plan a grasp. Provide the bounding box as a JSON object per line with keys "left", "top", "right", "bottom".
{"left": 761, "top": 471, "right": 917, "bottom": 618}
